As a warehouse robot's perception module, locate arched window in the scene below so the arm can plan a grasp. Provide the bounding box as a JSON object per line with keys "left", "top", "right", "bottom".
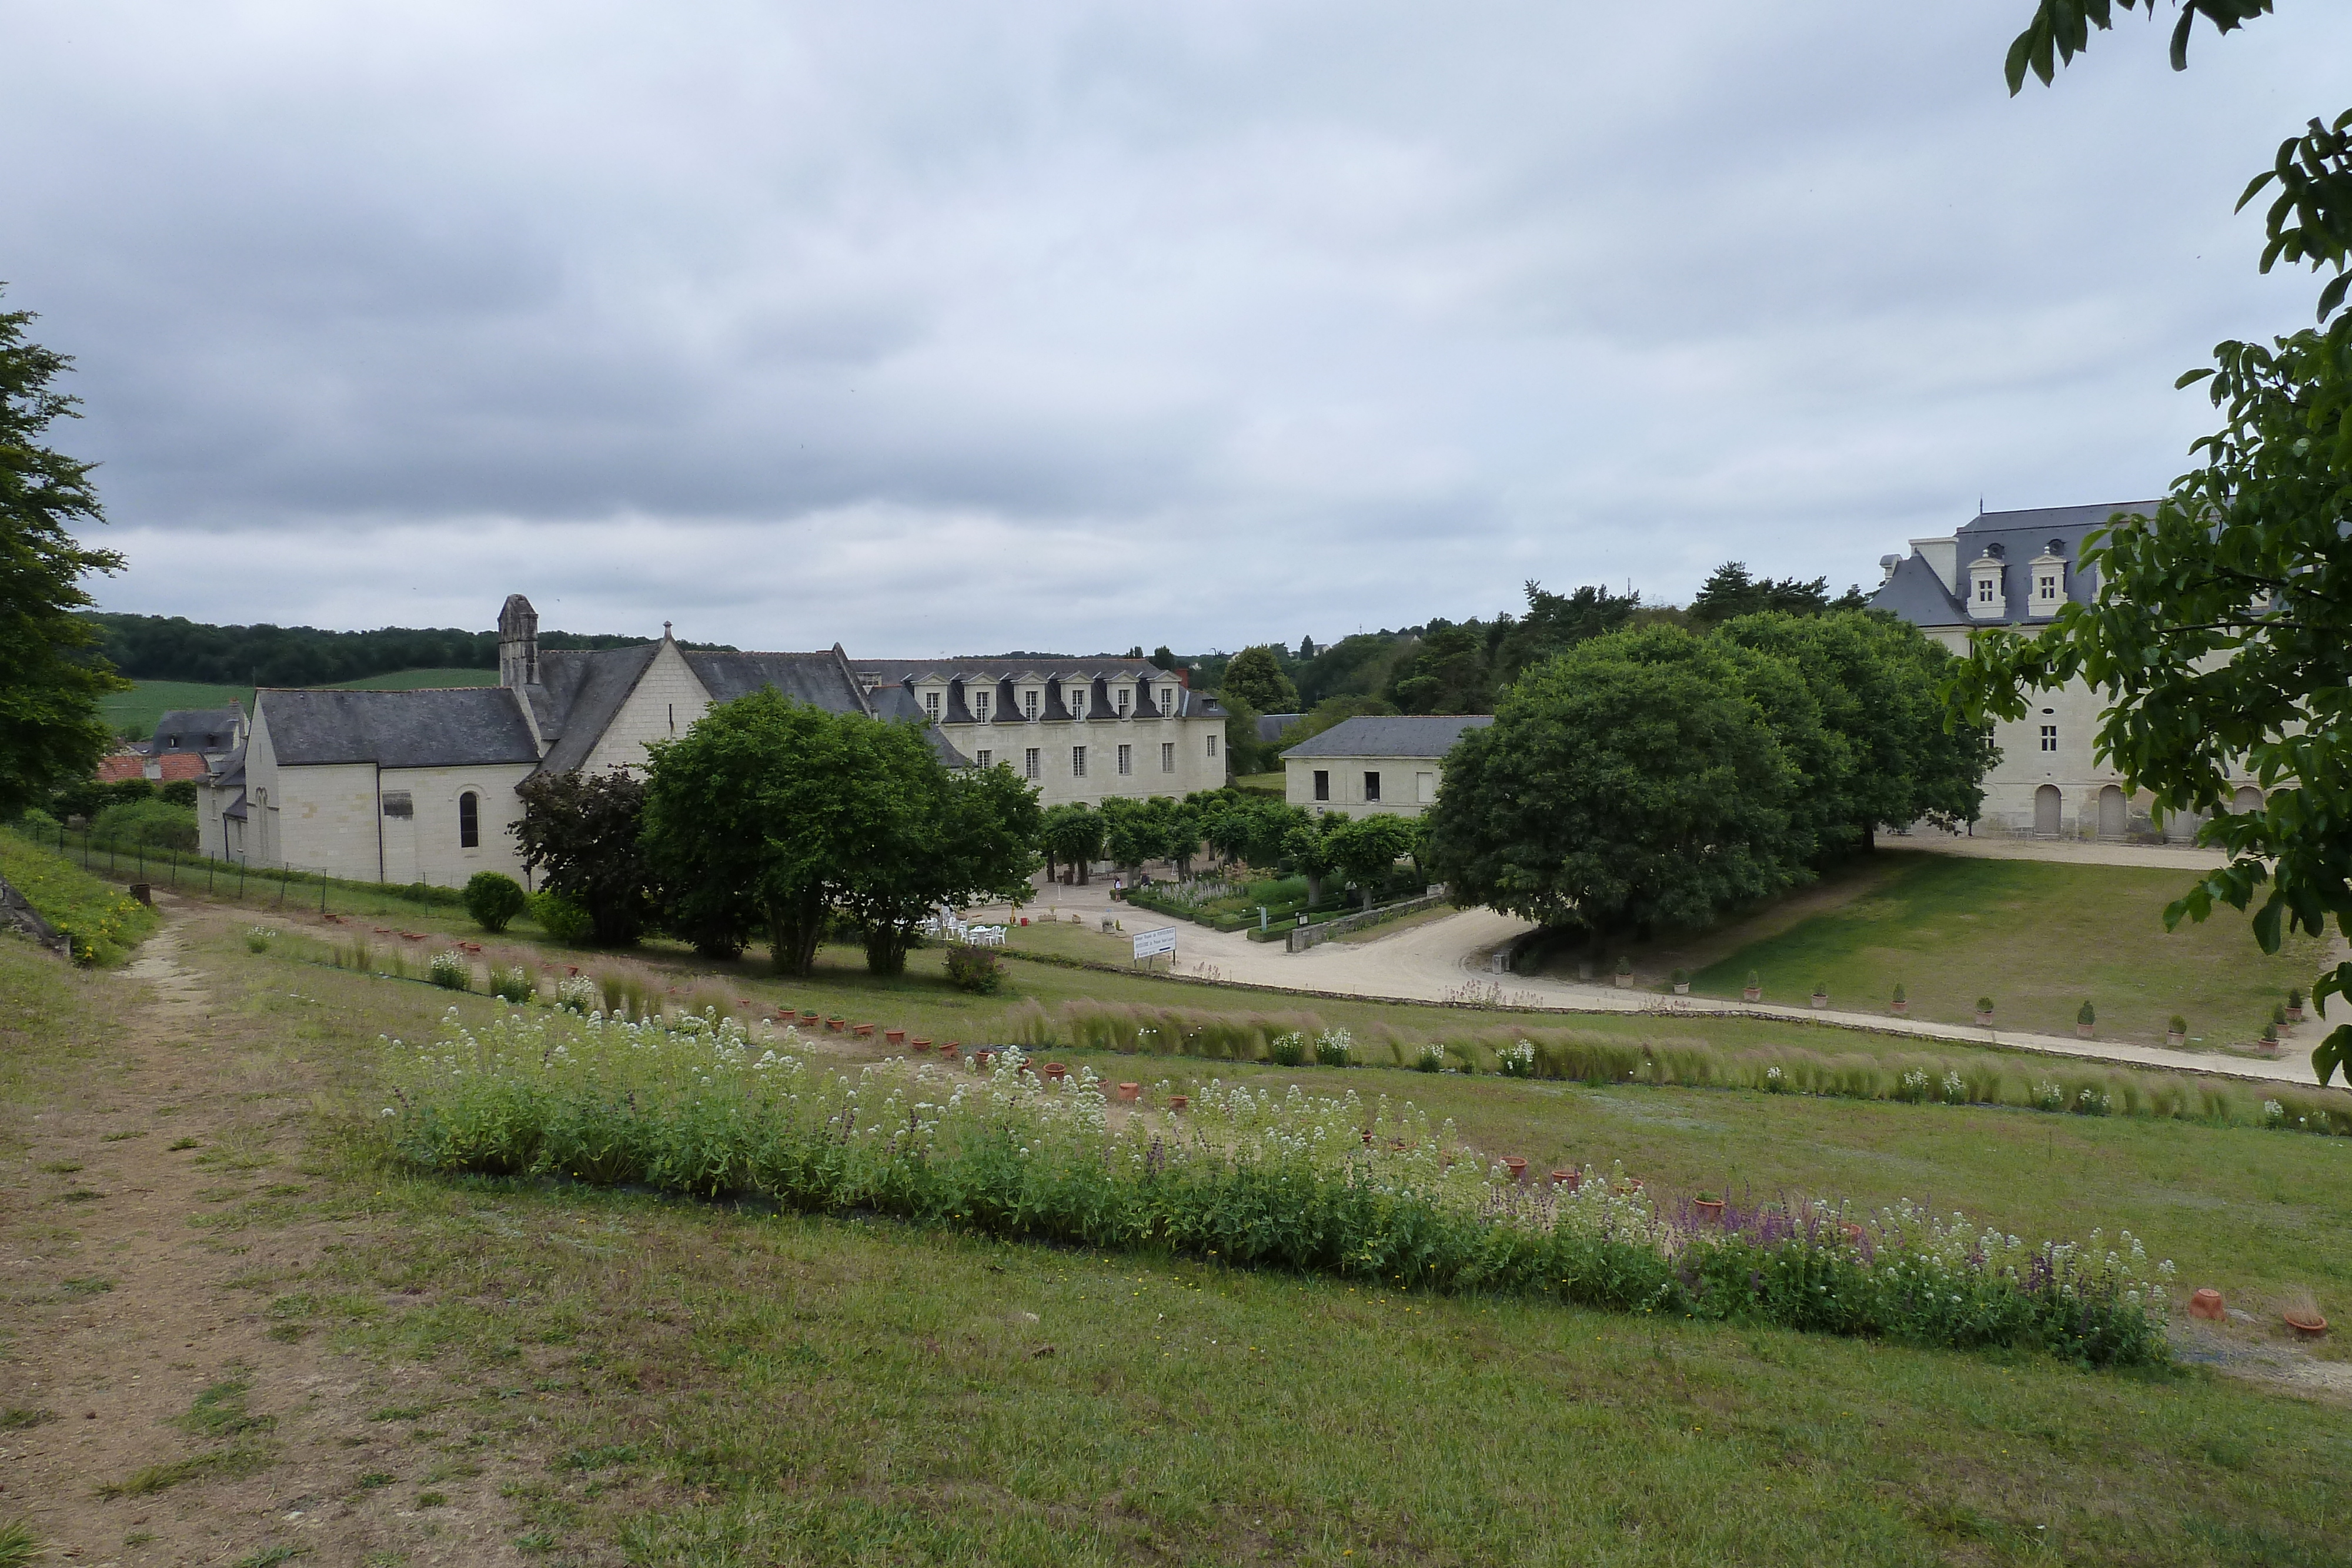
{"left": 459, "top": 791, "right": 480, "bottom": 849}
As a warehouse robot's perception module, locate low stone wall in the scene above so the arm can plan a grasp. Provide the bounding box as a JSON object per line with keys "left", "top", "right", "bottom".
{"left": 1285, "top": 891, "right": 1452, "bottom": 954}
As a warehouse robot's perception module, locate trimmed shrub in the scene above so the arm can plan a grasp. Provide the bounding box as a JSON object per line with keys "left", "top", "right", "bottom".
{"left": 945, "top": 944, "right": 1004, "bottom": 994}
{"left": 463, "top": 872, "right": 528, "bottom": 934}
{"left": 530, "top": 891, "right": 595, "bottom": 945}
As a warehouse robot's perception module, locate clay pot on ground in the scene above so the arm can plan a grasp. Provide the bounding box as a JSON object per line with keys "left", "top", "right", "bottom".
{"left": 972, "top": 1049, "right": 994, "bottom": 1070}
{"left": 1742, "top": 986, "right": 1762, "bottom": 1003}
{"left": 852, "top": 1024, "right": 874, "bottom": 1038}
{"left": 1167, "top": 1094, "right": 1189, "bottom": 1113}
{"left": 1890, "top": 999, "right": 1909, "bottom": 1016}
{"left": 2167, "top": 1030, "right": 2185, "bottom": 1048}
{"left": 800, "top": 1011, "right": 820, "bottom": 1024}
{"left": 1693, "top": 1198, "right": 1725, "bottom": 1223}
{"left": 2076, "top": 1023, "right": 2095, "bottom": 1039}
{"left": 1976, "top": 1009, "right": 1994, "bottom": 1026}
{"left": 1502, "top": 1156, "right": 1528, "bottom": 1182}
{"left": 1612, "top": 974, "right": 1632, "bottom": 990}
{"left": 2286, "top": 1309, "right": 2328, "bottom": 1339}
{"left": 1115, "top": 1081, "right": 1141, "bottom": 1102}
{"left": 940, "top": 1043, "right": 960, "bottom": 1060}
{"left": 2189, "top": 1288, "right": 2227, "bottom": 1321}
{"left": 826, "top": 1018, "right": 846, "bottom": 1032}
{"left": 911, "top": 1037, "right": 932, "bottom": 1052}
{"left": 2260, "top": 1037, "right": 2282, "bottom": 1058}
{"left": 2288, "top": 1003, "right": 2306, "bottom": 1024}
{"left": 1810, "top": 992, "right": 1829, "bottom": 1011}
{"left": 886, "top": 1029, "right": 906, "bottom": 1046}
{"left": 1551, "top": 1169, "right": 1579, "bottom": 1191}
{"left": 1043, "top": 1062, "right": 1068, "bottom": 1082}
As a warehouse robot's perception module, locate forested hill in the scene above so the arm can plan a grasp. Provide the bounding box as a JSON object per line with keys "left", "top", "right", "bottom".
{"left": 78, "top": 613, "right": 734, "bottom": 687}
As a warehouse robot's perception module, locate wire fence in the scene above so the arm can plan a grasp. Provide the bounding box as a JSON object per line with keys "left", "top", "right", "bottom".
{"left": 25, "top": 825, "right": 465, "bottom": 919}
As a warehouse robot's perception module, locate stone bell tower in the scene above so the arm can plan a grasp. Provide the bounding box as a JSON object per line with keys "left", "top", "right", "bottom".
{"left": 497, "top": 594, "right": 540, "bottom": 688}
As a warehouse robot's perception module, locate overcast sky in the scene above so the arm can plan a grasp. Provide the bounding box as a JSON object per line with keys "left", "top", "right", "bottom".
{"left": 7, "top": 2, "right": 2345, "bottom": 655}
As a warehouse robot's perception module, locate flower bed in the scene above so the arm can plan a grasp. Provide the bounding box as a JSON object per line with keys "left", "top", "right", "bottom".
{"left": 379, "top": 1004, "right": 2174, "bottom": 1366}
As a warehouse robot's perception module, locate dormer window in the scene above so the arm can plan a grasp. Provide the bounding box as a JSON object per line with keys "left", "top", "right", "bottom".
{"left": 1115, "top": 687, "right": 1131, "bottom": 718}
{"left": 1157, "top": 686, "right": 1174, "bottom": 717}
{"left": 2025, "top": 545, "right": 2067, "bottom": 619}
{"left": 1065, "top": 685, "right": 1085, "bottom": 719}
{"left": 924, "top": 690, "right": 941, "bottom": 723}
{"left": 972, "top": 688, "right": 991, "bottom": 722}
{"left": 1967, "top": 548, "right": 2007, "bottom": 619}
{"left": 1976, "top": 580, "right": 1994, "bottom": 604}
{"left": 1023, "top": 688, "right": 1040, "bottom": 721}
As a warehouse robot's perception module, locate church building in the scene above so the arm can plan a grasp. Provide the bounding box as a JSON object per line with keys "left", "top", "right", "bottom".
{"left": 199, "top": 596, "right": 1225, "bottom": 885}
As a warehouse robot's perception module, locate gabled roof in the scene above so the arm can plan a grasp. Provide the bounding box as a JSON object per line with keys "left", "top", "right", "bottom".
{"left": 259, "top": 687, "right": 540, "bottom": 768}
{"left": 532, "top": 644, "right": 662, "bottom": 774}
{"left": 1870, "top": 500, "right": 2158, "bottom": 630}
{"left": 1281, "top": 714, "right": 1494, "bottom": 760}
{"left": 1255, "top": 713, "right": 1304, "bottom": 743}
{"left": 854, "top": 656, "right": 1175, "bottom": 684}
{"left": 147, "top": 707, "right": 243, "bottom": 755}
{"left": 683, "top": 649, "right": 871, "bottom": 712}
{"left": 1867, "top": 553, "right": 1965, "bottom": 626}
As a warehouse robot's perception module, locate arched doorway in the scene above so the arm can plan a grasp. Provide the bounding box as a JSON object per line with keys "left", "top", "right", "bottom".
{"left": 2097, "top": 785, "right": 2126, "bottom": 839}
{"left": 2034, "top": 785, "right": 2062, "bottom": 837}
{"left": 2233, "top": 785, "right": 2264, "bottom": 814}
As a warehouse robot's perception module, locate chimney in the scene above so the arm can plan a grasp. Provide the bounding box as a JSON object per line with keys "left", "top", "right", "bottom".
{"left": 1879, "top": 553, "right": 1901, "bottom": 584}
{"left": 1176, "top": 667, "right": 1189, "bottom": 688}
{"left": 498, "top": 594, "right": 540, "bottom": 688}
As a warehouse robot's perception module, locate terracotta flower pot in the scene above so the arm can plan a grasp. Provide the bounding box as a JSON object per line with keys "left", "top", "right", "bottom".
{"left": 2167, "top": 1031, "right": 2184, "bottom": 1048}
{"left": 1693, "top": 1198, "right": 1725, "bottom": 1222}
{"left": 2076, "top": 1024, "right": 2094, "bottom": 1039}
{"left": 852, "top": 1024, "right": 874, "bottom": 1038}
{"left": 972, "top": 1049, "right": 993, "bottom": 1070}
{"left": 1502, "top": 1156, "right": 1528, "bottom": 1182}
{"left": 1742, "top": 987, "right": 1762, "bottom": 1003}
{"left": 826, "top": 1018, "right": 846, "bottom": 1032}
{"left": 2288, "top": 1004, "right": 2306, "bottom": 1024}
{"left": 1976, "top": 1010, "right": 1993, "bottom": 1026}
{"left": 1612, "top": 975, "right": 1632, "bottom": 989}
{"left": 2188, "top": 1288, "right": 2226, "bottom": 1321}
{"left": 2260, "top": 1037, "right": 2282, "bottom": 1057}
{"left": 1551, "top": 1169, "right": 1579, "bottom": 1190}
{"left": 2286, "top": 1310, "right": 2328, "bottom": 1339}
{"left": 800, "top": 1011, "right": 820, "bottom": 1024}
{"left": 1167, "top": 1094, "right": 1188, "bottom": 1113}
{"left": 1116, "top": 1081, "right": 1141, "bottom": 1102}
{"left": 912, "top": 1037, "right": 933, "bottom": 1052}
{"left": 886, "top": 1029, "right": 906, "bottom": 1045}
{"left": 1044, "top": 1062, "right": 1068, "bottom": 1082}
{"left": 940, "top": 1043, "right": 960, "bottom": 1060}
{"left": 1810, "top": 994, "right": 1829, "bottom": 1010}
{"left": 1890, "top": 999, "right": 1909, "bottom": 1015}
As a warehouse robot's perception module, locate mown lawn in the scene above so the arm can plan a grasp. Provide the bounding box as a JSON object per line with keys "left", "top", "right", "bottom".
{"left": 1691, "top": 851, "right": 2333, "bottom": 1048}
{"left": 11, "top": 907, "right": 2352, "bottom": 1564}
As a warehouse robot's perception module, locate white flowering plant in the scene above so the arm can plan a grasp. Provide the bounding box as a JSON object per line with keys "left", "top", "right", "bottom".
{"left": 375, "top": 1003, "right": 2177, "bottom": 1366}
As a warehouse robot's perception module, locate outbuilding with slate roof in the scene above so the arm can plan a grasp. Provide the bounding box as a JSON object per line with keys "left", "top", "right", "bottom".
{"left": 1281, "top": 714, "right": 1494, "bottom": 818}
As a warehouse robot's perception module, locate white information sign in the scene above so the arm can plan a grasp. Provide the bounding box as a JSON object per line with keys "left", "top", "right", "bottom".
{"left": 1131, "top": 925, "right": 1178, "bottom": 960}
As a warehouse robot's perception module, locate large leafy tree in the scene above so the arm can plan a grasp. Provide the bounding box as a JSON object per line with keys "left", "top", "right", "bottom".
{"left": 838, "top": 734, "right": 1041, "bottom": 976}
{"left": 514, "top": 768, "right": 653, "bottom": 946}
{"left": 1956, "top": 1, "right": 2352, "bottom": 1081}
{"left": 1, "top": 292, "right": 129, "bottom": 816}
{"left": 1039, "top": 801, "right": 1105, "bottom": 885}
{"left": 1219, "top": 644, "right": 1300, "bottom": 716}
{"left": 1688, "top": 563, "right": 1867, "bottom": 627}
{"left": 1424, "top": 630, "right": 1806, "bottom": 945}
{"left": 1325, "top": 813, "right": 1418, "bottom": 909}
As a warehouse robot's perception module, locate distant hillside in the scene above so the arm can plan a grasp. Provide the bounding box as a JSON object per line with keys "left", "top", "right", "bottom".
{"left": 78, "top": 613, "right": 733, "bottom": 687}
{"left": 101, "top": 670, "right": 501, "bottom": 738}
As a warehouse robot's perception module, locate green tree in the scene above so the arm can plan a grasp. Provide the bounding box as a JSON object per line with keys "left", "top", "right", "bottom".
{"left": 1282, "top": 812, "right": 1345, "bottom": 906}
{"left": 0, "top": 293, "right": 128, "bottom": 817}
{"left": 1326, "top": 813, "right": 1417, "bottom": 909}
{"left": 1099, "top": 796, "right": 1166, "bottom": 875}
{"left": 838, "top": 736, "right": 1042, "bottom": 976}
{"left": 1039, "top": 802, "right": 1105, "bottom": 885}
{"left": 463, "top": 871, "right": 529, "bottom": 934}
{"left": 1219, "top": 644, "right": 1299, "bottom": 716}
{"left": 1959, "top": 1, "right": 2352, "bottom": 1081}
{"left": 1424, "top": 631, "right": 1806, "bottom": 947}
{"left": 1687, "top": 563, "right": 1838, "bottom": 626}
{"left": 515, "top": 768, "right": 652, "bottom": 946}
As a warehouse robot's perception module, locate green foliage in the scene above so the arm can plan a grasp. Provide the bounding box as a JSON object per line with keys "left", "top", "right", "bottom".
{"left": 76, "top": 611, "right": 723, "bottom": 687}
{"left": 0, "top": 290, "right": 129, "bottom": 818}
{"left": 515, "top": 769, "right": 651, "bottom": 945}
{"left": 88, "top": 798, "right": 197, "bottom": 851}
{"left": 2170, "top": 1014, "right": 2189, "bottom": 1034}
{"left": 0, "top": 830, "right": 155, "bottom": 964}
{"left": 0, "top": 1517, "right": 37, "bottom": 1568}
{"left": 429, "top": 951, "right": 471, "bottom": 992}
{"left": 1038, "top": 802, "right": 1105, "bottom": 884}
{"left": 1386, "top": 581, "right": 1641, "bottom": 716}
{"left": 384, "top": 1007, "right": 2174, "bottom": 1365}
{"left": 492, "top": 967, "right": 535, "bottom": 1005}
{"left": 943, "top": 944, "right": 1004, "bottom": 994}
{"left": 463, "top": 870, "right": 527, "bottom": 933}
{"left": 1323, "top": 813, "right": 1417, "bottom": 909}
{"left": 1688, "top": 563, "right": 1866, "bottom": 627}
{"left": 530, "top": 891, "right": 595, "bottom": 945}
{"left": 1218, "top": 644, "right": 1299, "bottom": 717}
{"left": 2004, "top": 1, "right": 2273, "bottom": 95}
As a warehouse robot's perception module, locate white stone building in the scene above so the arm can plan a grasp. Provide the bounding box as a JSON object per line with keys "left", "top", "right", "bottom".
{"left": 199, "top": 596, "right": 1228, "bottom": 885}
{"left": 1869, "top": 501, "right": 2274, "bottom": 841}
{"left": 1282, "top": 715, "right": 1494, "bottom": 818}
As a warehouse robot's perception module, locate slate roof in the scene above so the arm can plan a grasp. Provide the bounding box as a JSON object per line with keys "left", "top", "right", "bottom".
{"left": 683, "top": 649, "right": 870, "bottom": 711}
{"left": 1281, "top": 715, "right": 1494, "bottom": 760}
{"left": 868, "top": 684, "right": 973, "bottom": 768}
{"left": 848, "top": 656, "right": 1224, "bottom": 722}
{"left": 258, "top": 687, "right": 541, "bottom": 768}
{"left": 1870, "top": 501, "right": 2157, "bottom": 629}
{"left": 147, "top": 707, "right": 243, "bottom": 755}
{"left": 529, "top": 645, "right": 660, "bottom": 774}
{"left": 1255, "top": 713, "right": 1304, "bottom": 744}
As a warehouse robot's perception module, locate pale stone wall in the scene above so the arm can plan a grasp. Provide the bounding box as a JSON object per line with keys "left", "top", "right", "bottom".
{"left": 944, "top": 714, "right": 1223, "bottom": 807}
{"left": 577, "top": 641, "right": 718, "bottom": 774}
{"left": 378, "top": 765, "right": 536, "bottom": 887}
{"left": 1285, "top": 754, "right": 1446, "bottom": 818}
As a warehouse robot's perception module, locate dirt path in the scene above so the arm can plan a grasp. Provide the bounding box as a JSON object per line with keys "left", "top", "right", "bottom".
{"left": 2, "top": 900, "right": 535, "bottom": 1566}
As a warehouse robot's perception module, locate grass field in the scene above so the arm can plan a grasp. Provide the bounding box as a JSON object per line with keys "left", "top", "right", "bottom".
{"left": 7, "top": 897, "right": 2352, "bottom": 1565}
{"left": 1686, "top": 851, "right": 2333, "bottom": 1049}
{"left": 99, "top": 668, "right": 496, "bottom": 735}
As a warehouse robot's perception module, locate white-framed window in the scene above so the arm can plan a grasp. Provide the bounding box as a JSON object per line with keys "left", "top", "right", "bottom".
{"left": 1160, "top": 742, "right": 1174, "bottom": 773}
{"left": 1065, "top": 686, "right": 1084, "bottom": 719}
{"left": 1117, "top": 744, "right": 1132, "bottom": 775}
{"left": 924, "top": 691, "right": 941, "bottom": 723}
{"left": 1024, "top": 748, "right": 1040, "bottom": 780}
{"left": 973, "top": 689, "right": 991, "bottom": 722}
{"left": 1158, "top": 686, "right": 1174, "bottom": 716}
{"left": 2037, "top": 573, "right": 2059, "bottom": 601}
{"left": 2040, "top": 725, "right": 2058, "bottom": 753}
{"left": 1116, "top": 687, "right": 1131, "bottom": 718}
{"left": 1023, "top": 689, "right": 1040, "bottom": 720}
{"left": 1977, "top": 578, "right": 1996, "bottom": 604}
{"left": 975, "top": 749, "right": 992, "bottom": 770}
{"left": 1072, "top": 745, "right": 1087, "bottom": 778}
{"left": 1207, "top": 734, "right": 1218, "bottom": 757}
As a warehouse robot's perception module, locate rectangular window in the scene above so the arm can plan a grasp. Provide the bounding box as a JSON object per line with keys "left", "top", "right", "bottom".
{"left": 924, "top": 691, "right": 941, "bottom": 722}
{"left": 2038, "top": 574, "right": 2057, "bottom": 599}
{"left": 381, "top": 791, "right": 413, "bottom": 819}
{"left": 1158, "top": 687, "right": 1174, "bottom": 716}
{"left": 1024, "top": 690, "right": 1039, "bottom": 720}
{"left": 2040, "top": 725, "right": 2058, "bottom": 753}
{"left": 1160, "top": 742, "right": 1174, "bottom": 773}
{"left": 1066, "top": 686, "right": 1084, "bottom": 719}
{"left": 1977, "top": 579, "right": 1994, "bottom": 603}
{"left": 1364, "top": 771, "right": 1381, "bottom": 803}
{"left": 1024, "top": 747, "right": 1040, "bottom": 780}
{"left": 973, "top": 690, "right": 990, "bottom": 721}
{"left": 975, "top": 749, "right": 991, "bottom": 770}
{"left": 1072, "top": 746, "right": 1087, "bottom": 778}
{"left": 1314, "top": 770, "right": 1330, "bottom": 802}
{"left": 1117, "top": 688, "right": 1131, "bottom": 718}
{"left": 1117, "top": 744, "right": 1132, "bottom": 775}
{"left": 1207, "top": 734, "right": 1218, "bottom": 757}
